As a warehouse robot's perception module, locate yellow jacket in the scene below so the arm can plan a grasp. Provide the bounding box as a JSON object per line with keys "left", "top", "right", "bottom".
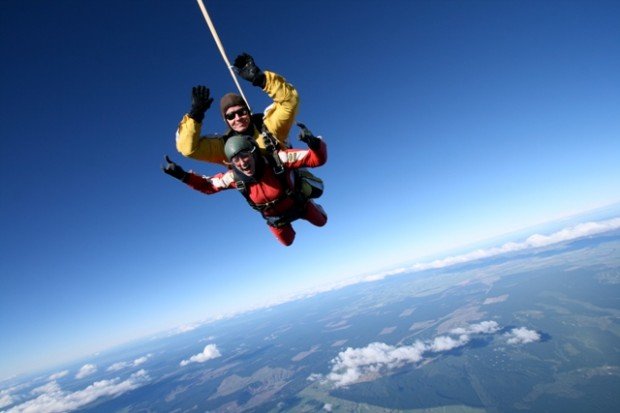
{"left": 175, "top": 71, "right": 299, "bottom": 165}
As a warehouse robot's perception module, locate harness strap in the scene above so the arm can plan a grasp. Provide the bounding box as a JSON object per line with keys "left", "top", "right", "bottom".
{"left": 233, "top": 122, "right": 307, "bottom": 226}
{"left": 235, "top": 179, "right": 293, "bottom": 211}
{"left": 234, "top": 168, "right": 305, "bottom": 226}
{"left": 264, "top": 201, "right": 307, "bottom": 228}
{"left": 259, "top": 125, "right": 285, "bottom": 175}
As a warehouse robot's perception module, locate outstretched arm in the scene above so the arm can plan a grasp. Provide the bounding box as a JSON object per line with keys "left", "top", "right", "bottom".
{"left": 162, "top": 155, "right": 235, "bottom": 195}
{"left": 162, "top": 155, "right": 188, "bottom": 182}
{"left": 184, "top": 170, "right": 236, "bottom": 195}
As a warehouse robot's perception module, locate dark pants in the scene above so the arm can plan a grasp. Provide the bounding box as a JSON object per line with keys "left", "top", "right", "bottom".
{"left": 268, "top": 201, "right": 327, "bottom": 246}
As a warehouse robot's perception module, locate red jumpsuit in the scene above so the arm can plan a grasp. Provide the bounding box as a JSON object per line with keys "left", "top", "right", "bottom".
{"left": 184, "top": 140, "right": 328, "bottom": 246}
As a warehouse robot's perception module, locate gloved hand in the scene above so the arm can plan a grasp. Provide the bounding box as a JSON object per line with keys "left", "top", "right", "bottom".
{"left": 188, "top": 85, "right": 213, "bottom": 123}
{"left": 297, "top": 122, "right": 321, "bottom": 150}
{"left": 233, "top": 53, "right": 266, "bottom": 88}
{"left": 162, "top": 155, "right": 188, "bottom": 182}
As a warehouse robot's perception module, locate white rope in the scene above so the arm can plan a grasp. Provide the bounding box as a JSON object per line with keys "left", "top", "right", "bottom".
{"left": 195, "top": 0, "right": 252, "bottom": 112}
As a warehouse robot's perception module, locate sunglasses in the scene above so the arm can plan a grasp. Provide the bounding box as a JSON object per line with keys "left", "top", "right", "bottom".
{"left": 225, "top": 108, "right": 249, "bottom": 120}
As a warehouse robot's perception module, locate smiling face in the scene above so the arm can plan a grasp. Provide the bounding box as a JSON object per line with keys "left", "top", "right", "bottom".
{"left": 231, "top": 151, "right": 256, "bottom": 176}
{"left": 225, "top": 105, "right": 251, "bottom": 133}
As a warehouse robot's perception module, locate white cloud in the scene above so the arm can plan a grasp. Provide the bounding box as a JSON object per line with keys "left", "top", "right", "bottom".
{"left": 408, "top": 218, "right": 620, "bottom": 272}
{"left": 326, "top": 341, "right": 427, "bottom": 387}
{"left": 106, "top": 354, "right": 151, "bottom": 372}
{"left": 428, "top": 335, "right": 469, "bottom": 352}
{"left": 320, "top": 320, "right": 539, "bottom": 387}
{"left": 177, "top": 324, "right": 199, "bottom": 333}
{"left": 166, "top": 323, "right": 201, "bottom": 337}
{"left": 3, "top": 370, "right": 149, "bottom": 413}
{"left": 133, "top": 356, "right": 148, "bottom": 366}
{"left": 75, "top": 364, "right": 97, "bottom": 379}
{"left": 504, "top": 327, "right": 541, "bottom": 345}
{"left": 362, "top": 268, "right": 406, "bottom": 282}
{"left": 525, "top": 219, "right": 620, "bottom": 248}
{"left": 0, "top": 394, "right": 14, "bottom": 409}
{"left": 48, "top": 371, "right": 68, "bottom": 381}
{"left": 0, "top": 383, "right": 31, "bottom": 409}
{"left": 275, "top": 218, "right": 620, "bottom": 307}
{"left": 307, "top": 373, "right": 323, "bottom": 382}
{"left": 450, "top": 320, "right": 500, "bottom": 335}
{"left": 31, "top": 381, "right": 61, "bottom": 396}
{"left": 106, "top": 362, "right": 130, "bottom": 372}
{"left": 323, "top": 403, "right": 333, "bottom": 411}
{"left": 483, "top": 295, "right": 508, "bottom": 305}
{"left": 180, "top": 344, "right": 221, "bottom": 367}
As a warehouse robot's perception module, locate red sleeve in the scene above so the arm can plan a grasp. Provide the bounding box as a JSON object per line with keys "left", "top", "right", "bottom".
{"left": 280, "top": 139, "right": 327, "bottom": 169}
{"left": 184, "top": 171, "right": 235, "bottom": 195}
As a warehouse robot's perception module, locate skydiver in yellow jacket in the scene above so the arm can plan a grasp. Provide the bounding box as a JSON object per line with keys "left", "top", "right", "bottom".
{"left": 175, "top": 53, "right": 299, "bottom": 165}
{"left": 175, "top": 53, "right": 322, "bottom": 198}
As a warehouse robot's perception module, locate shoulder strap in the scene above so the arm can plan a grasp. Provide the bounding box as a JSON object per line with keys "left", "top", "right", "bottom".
{"left": 258, "top": 123, "right": 286, "bottom": 176}
{"left": 232, "top": 169, "right": 263, "bottom": 211}
{"left": 251, "top": 113, "right": 264, "bottom": 130}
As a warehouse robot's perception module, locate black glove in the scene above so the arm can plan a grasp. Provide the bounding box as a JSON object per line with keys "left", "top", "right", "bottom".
{"left": 297, "top": 122, "right": 321, "bottom": 150}
{"left": 188, "top": 86, "right": 213, "bottom": 123}
{"left": 162, "top": 155, "right": 188, "bottom": 182}
{"left": 233, "top": 53, "right": 266, "bottom": 88}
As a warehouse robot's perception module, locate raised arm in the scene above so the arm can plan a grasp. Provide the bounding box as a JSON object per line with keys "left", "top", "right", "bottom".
{"left": 233, "top": 53, "right": 299, "bottom": 146}
{"left": 278, "top": 124, "right": 327, "bottom": 169}
{"left": 175, "top": 86, "right": 228, "bottom": 165}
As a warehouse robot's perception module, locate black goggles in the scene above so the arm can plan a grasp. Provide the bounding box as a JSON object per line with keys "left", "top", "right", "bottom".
{"left": 225, "top": 108, "right": 249, "bottom": 120}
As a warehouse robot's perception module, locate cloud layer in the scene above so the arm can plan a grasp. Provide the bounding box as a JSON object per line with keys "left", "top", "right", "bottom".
{"left": 0, "top": 394, "right": 14, "bottom": 409}
{"left": 319, "top": 321, "right": 540, "bottom": 387}
{"left": 406, "top": 218, "right": 620, "bottom": 273}
{"left": 180, "top": 344, "right": 221, "bottom": 367}
{"left": 278, "top": 218, "right": 620, "bottom": 304}
{"left": 4, "top": 370, "right": 149, "bottom": 413}
{"left": 135, "top": 216, "right": 620, "bottom": 339}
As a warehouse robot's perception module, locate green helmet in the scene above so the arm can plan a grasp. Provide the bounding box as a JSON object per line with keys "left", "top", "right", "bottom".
{"left": 224, "top": 135, "right": 256, "bottom": 161}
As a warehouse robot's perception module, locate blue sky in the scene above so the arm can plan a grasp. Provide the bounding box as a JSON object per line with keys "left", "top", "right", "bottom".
{"left": 1, "top": 0, "right": 619, "bottom": 380}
